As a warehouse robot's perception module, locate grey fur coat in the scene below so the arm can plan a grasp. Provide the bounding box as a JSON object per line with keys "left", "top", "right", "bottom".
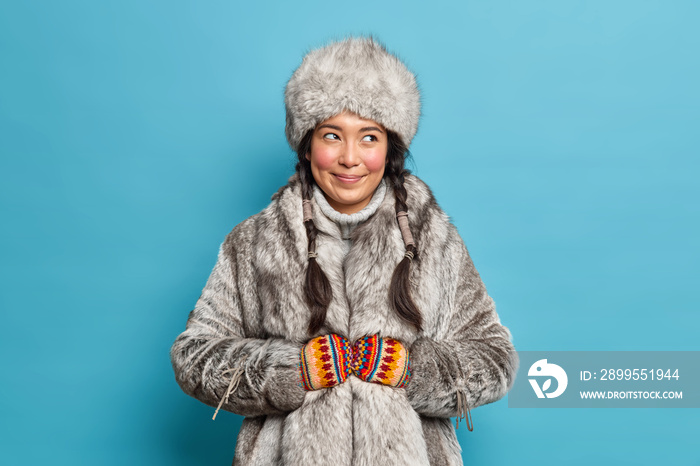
{"left": 170, "top": 173, "right": 518, "bottom": 465}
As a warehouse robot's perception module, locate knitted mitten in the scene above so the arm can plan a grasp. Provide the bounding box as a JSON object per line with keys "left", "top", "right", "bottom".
{"left": 299, "top": 334, "right": 352, "bottom": 390}
{"left": 351, "top": 334, "right": 412, "bottom": 388}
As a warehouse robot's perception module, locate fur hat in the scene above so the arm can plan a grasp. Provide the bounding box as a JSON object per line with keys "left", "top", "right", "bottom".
{"left": 284, "top": 36, "right": 421, "bottom": 152}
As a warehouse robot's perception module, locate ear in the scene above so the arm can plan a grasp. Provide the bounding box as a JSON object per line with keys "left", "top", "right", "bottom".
{"left": 305, "top": 152, "right": 311, "bottom": 161}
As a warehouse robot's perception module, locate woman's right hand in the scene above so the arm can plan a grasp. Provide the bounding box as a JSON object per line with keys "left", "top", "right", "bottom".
{"left": 299, "top": 334, "right": 352, "bottom": 390}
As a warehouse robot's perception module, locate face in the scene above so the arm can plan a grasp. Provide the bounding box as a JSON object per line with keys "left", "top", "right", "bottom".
{"left": 306, "top": 111, "right": 388, "bottom": 215}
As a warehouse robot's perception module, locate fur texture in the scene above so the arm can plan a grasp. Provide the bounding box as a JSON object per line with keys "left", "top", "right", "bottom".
{"left": 284, "top": 36, "right": 421, "bottom": 151}
{"left": 170, "top": 174, "right": 519, "bottom": 465}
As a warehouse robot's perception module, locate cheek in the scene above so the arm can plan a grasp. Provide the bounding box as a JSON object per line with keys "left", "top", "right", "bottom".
{"left": 364, "top": 149, "right": 387, "bottom": 173}
{"left": 309, "top": 147, "right": 336, "bottom": 171}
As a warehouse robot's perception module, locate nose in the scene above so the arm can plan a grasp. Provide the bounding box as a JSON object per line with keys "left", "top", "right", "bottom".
{"left": 338, "top": 142, "right": 360, "bottom": 167}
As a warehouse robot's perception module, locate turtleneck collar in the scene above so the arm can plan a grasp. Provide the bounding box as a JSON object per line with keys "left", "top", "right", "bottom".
{"left": 312, "top": 179, "right": 387, "bottom": 240}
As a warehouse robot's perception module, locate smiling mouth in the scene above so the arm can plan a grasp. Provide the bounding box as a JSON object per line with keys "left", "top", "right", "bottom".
{"left": 333, "top": 174, "right": 364, "bottom": 183}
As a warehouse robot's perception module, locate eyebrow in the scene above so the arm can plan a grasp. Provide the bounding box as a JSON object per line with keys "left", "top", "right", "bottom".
{"left": 317, "top": 124, "right": 384, "bottom": 133}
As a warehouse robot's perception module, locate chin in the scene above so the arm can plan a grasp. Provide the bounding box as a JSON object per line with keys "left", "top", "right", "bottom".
{"left": 337, "top": 197, "right": 361, "bottom": 206}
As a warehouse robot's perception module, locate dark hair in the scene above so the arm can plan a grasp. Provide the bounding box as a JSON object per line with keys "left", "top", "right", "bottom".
{"left": 295, "top": 127, "right": 422, "bottom": 335}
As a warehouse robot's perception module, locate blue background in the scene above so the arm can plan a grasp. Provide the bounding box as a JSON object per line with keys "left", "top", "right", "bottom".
{"left": 1, "top": 1, "right": 698, "bottom": 464}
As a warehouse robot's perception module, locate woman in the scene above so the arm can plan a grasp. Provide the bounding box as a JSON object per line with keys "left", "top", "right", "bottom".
{"left": 170, "top": 36, "right": 518, "bottom": 465}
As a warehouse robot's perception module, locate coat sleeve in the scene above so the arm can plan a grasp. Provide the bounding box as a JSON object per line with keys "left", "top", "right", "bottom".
{"left": 170, "top": 220, "right": 307, "bottom": 417}
{"left": 405, "top": 224, "right": 519, "bottom": 418}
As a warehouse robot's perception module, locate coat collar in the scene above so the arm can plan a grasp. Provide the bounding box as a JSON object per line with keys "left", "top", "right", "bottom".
{"left": 271, "top": 172, "right": 436, "bottom": 241}
{"left": 266, "top": 172, "right": 438, "bottom": 341}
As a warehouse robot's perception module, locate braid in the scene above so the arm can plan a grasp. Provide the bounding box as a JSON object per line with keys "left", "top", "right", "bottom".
{"left": 295, "top": 130, "right": 332, "bottom": 335}
{"left": 386, "top": 131, "right": 423, "bottom": 331}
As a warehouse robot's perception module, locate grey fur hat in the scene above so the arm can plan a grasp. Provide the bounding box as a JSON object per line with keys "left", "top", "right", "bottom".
{"left": 284, "top": 36, "right": 421, "bottom": 152}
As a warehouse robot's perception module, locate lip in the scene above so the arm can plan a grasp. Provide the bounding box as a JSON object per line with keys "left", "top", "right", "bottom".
{"left": 333, "top": 174, "right": 364, "bottom": 184}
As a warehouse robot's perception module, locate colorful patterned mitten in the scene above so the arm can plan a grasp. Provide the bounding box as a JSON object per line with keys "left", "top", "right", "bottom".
{"left": 351, "top": 334, "right": 412, "bottom": 388}
{"left": 299, "top": 334, "right": 352, "bottom": 391}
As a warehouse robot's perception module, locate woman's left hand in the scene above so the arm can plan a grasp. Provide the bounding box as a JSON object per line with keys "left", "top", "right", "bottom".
{"left": 351, "top": 334, "right": 412, "bottom": 388}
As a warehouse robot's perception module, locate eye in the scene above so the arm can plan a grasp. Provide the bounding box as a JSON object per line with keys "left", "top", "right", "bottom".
{"left": 323, "top": 133, "right": 340, "bottom": 140}
{"left": 362, "top": 134, "right": 378, "bottom": 142}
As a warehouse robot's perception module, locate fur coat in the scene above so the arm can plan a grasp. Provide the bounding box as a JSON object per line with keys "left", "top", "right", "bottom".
{"left": 170, "top": 173, "right": 519, "bottom": 465}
